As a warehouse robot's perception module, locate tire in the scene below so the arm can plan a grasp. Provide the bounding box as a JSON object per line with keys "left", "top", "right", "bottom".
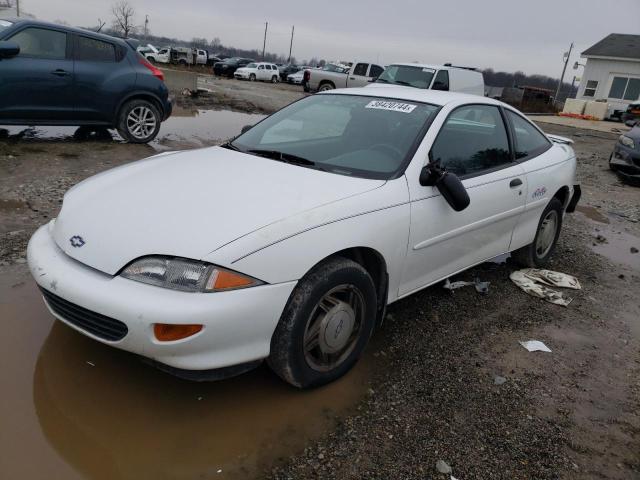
{"left": 609, "top": 153, "right": 617, "bottom": 171}
{"left": 178, "top": 59, "right": 188, "bottom": 66}
{"left": 146, "top": 56, "right": 156, "bottom": 64}
{"left": 249, "top": 73, "right": 256, "bottom": 82}
{"left": 512, "top": 197, "right": 563, "bottom": 268}
{"left": 271, "top": 75, "right": 278, "bottom": 83}
{"left": 116, "top": 99, "right": 161, "bottom": 144}
{"left": 318, "top": 82, "right": 335, "bottom": 92}
{"left": 268, "top": 257, "right": 377, "bottom": 389}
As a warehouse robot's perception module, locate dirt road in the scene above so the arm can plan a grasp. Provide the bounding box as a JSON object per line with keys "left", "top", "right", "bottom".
{"left": 1, "top": 83, "right": 639, "bottom": 479}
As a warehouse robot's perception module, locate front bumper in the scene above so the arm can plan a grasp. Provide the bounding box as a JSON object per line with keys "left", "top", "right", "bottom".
{"left": 27, "top": 224, "right": 297, "bottom": 372}
{"left": 162, "top": 96, "right": 173, "bottom": 121}
{"left": 611, "top": 144, "right": 640, "bottom": 185}
{"left": 234, "top": 72, "right": 249, "bottom": 80}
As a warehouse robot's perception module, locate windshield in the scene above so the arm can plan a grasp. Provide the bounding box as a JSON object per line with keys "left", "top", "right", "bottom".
{"left": 0, "top": 20, "right": 13, "bottom": 33}
{"left": 231, "top": 94, "right": 438, "bottom": 179}
{"left": 377, "top": 65, "right": 435, "bottom": 89}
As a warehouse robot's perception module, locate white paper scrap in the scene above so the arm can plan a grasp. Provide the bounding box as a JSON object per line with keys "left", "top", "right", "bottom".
{"left": 365, "top": 100, "right": 417, "bottom": 113}
{"left": 519, "top": 340, "right": 552, "bottom": 353}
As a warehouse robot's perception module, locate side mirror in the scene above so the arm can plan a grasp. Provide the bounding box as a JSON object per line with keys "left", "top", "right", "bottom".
{"left": 0, "top": 41, "right": 20, "bottom": 59}
{"left": 432, "top": 81, "right": 448, "bottom": 91}
{"left": 420, "top": 161, "right": 470, "bottom": 211}
{"left": 367, "top": 77, "right": 378, "bottom": 82}
{"left": 241, "top": 125, "right": 252, "bottom": 134}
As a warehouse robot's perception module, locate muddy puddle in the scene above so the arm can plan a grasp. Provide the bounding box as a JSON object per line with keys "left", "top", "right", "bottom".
{"left": 0, "top": 109, "right": 265, "bottom": 151}
{"left": 0, "top": 272, "right": 375, "bottom": 479}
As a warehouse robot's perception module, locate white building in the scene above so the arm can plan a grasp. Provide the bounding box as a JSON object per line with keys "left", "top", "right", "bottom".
{"left": 576, "top": 33, "right": 640, "bottom": 119}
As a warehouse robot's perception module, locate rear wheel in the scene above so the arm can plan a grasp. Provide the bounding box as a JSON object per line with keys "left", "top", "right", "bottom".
{"left": 116, "top": 99, "right": 161, "bottom": 144}
{"left": 512, "top": 197, "right": 563, "bottom": 267}
{"left": 268, "top": 257, "right": 377, "bottom": 388}
{"left": 318, "top": 82, "right": 335, "bottom": 92}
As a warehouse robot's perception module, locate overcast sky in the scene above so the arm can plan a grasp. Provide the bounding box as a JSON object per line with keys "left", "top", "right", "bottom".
{"left": 13, "top": 0, "right": 640, "bottom": 77}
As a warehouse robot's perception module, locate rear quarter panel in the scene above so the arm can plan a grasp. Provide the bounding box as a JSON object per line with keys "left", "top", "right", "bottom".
{"left": 509, "top": 143, "right": 576, "bottom": 251}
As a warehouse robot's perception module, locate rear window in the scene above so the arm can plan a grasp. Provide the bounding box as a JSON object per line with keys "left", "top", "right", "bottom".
{"left": 75, "top": 36, "right": 116, "bottom": 62}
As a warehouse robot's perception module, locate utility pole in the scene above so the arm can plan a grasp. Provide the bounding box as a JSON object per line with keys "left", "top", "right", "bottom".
{"left": 262, "top": 22, "right": 268, "bottom": 61}
{"left": 554, "top": 42, "right": 573, "bottom": 105}
{"left": 144, "top": 15, "right": 149, "bottom": 37}
{"left": 16, "top": 0, "right": 19, "bottom": 17}
{"left": 288, "top": 25, "right": 295, "bottom": 64}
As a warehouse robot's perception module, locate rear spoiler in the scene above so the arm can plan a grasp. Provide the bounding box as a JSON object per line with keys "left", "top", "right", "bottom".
{"left": 547, "top": 134, "right": 574, "bottom": 145}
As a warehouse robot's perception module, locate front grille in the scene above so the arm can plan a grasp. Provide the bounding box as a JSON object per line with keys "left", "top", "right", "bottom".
{"left": 40, "top": 288, "right": 128, "bottom": 341}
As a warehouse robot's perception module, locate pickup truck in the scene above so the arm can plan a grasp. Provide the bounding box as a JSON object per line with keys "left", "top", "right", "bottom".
{"left": 145, "top": 46, "right": 209, "bottom": 66}
{"left": 304, "top": 62, "right": 385, "bottom": 92}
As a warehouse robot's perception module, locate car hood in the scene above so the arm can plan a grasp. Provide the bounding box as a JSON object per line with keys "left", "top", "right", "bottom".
{"left": 52, "top": 147, "right": 385, "bottom": 275}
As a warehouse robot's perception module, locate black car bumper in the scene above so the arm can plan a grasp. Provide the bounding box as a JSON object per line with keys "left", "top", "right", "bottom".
{"left": 163, "top": 96, "right": 173, "bottom": 121}
{"left": 611, "top": 144, "right": 640, "bottom": 185}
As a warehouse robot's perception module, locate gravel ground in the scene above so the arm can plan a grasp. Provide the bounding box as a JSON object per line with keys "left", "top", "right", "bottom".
{"left": 1, "top": 86, "right": 639, "bottom": 479}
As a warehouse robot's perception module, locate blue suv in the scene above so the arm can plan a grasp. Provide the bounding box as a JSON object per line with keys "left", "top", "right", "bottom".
{"left": 0, "top": 18, "right": 172, "bottom": 143}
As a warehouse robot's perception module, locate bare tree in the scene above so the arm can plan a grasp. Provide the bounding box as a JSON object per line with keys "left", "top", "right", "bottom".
{"left": 0, "top": 1, "right": 15, "bottom": 8}
{"left": 111, "top": 0, "right": 136, "bottom": 38}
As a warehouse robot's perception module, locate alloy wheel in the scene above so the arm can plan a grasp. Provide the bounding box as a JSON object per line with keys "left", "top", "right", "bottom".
{"left": 126, "top": 106, "right": 157, "bottom": 140}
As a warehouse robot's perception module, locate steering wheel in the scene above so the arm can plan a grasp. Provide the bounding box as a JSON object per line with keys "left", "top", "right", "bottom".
{"left": 370, "top": 143, "right": 403, "bottom": 159}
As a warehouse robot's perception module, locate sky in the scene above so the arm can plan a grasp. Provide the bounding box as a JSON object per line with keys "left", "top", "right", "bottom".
{"left": 9, "top": 0, "right": 640, "bottom": 78}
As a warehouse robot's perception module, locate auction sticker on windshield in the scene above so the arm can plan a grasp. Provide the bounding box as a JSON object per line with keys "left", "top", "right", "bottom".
{"left": 365, "top": 100, "right": 417, "bottom": 113}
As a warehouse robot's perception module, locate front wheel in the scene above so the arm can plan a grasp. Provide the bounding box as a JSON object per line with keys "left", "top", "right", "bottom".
{"left": 271, "top": 75, "right": 278, "bottom": 83}
{"left": 249, "top": 73, "right": 256, "bottom": 81}
{"left": 268, "top": 257, "right": 377, "bottom": 388}
{"left": 512, "top": 197, "right": 563, "bottom": 267}
{"left": 116, "top": 99, "right": 161, "bottom": 144}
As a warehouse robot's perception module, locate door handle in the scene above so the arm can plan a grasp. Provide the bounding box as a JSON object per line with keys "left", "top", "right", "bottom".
{"left": 510, "top": 178, "right": 523, "bottom": 188}
{"left": 50, "top": 69, "right": 70, "bottom": 77}
{"left": 350, "top": 77, "right": 356, "bottom": 80}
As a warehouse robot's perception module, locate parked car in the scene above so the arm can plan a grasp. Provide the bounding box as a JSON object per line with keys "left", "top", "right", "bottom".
{"left": 279, "top": 64, "right": 300, "bottom": 81}
{"left": 287, "top": 66, "right": 313, "bottom": 84}
{"left": 0, "top": 18, "right": 172, "bottom": 143}
{"left": 213, "top": 57, "right": 254, "bottom": 77}
{"left": 304, "top": 61, "right": 385, "bottom": 92}
{"left": 371, "top": 63, "right": 485, "bottom": 96}
{"left": 234, "top": 62, "right": 279, "bottom": 82}
{"left": 609, "top": 125, "right": 640, "bottom": 185}
{"left": 27, "top": 87, "right": 580, "bottom": 388}
{"left": 622, "top": 102, "right": 640, "bottom": 125}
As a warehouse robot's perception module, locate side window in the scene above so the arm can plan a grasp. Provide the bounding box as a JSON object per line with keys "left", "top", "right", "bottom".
{"left": 583, "top": 80, "right": 598, "bottom": 97}
{"left": 369, "top": 64, "right": 384, "bottom": 78}
{"left": 432, "top": 70, "right": 449, "bottom": 91}
{"left": 8, "top": 27, "right": 67, "bottom": 59}
{"left": 75, "top": 36, "right": 116, "bottom": 62}
{"left": 506, "top": 110, "right": 551, "bottom": 159}
{"left": 430, "top": 105, "right": 511, "bottom": 177}
{"left": 353, "top": 63, "right": 368, "bottom": 76}
{"left": 258, "top": 65, "right": 264, "bottom": 70}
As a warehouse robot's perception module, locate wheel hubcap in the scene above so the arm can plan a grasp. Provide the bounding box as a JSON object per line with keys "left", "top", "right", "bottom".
{"left": 535, "top": 210, "right": 558, "bottom": 257}
{"left": 303, "top": 285, "right": 364, "bottom": 372}
{"left": 126, "top": 106, "right": 157, "bottom": 140}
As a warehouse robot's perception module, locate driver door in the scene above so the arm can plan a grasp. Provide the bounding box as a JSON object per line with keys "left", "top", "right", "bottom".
{"left": 399, "top": 104, "right": 526, "bottom": 297}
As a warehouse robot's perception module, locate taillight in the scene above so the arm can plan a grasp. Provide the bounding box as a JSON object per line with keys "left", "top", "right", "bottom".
{"left": 303, "top": 70, "right": 310, "bottom": 82}
{"left": 139, "top": 57, "right": 164, "bottom": 82}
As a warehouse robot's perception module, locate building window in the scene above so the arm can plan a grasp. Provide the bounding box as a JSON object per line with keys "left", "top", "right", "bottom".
{"left": 583, "top": 80, "right": 598, "bottom": 97}
{"left": 609, "top": 76, "right": 640, "bottom": 101}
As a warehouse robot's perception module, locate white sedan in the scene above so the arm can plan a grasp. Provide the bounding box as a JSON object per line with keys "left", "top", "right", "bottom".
{"left": 27, "top": 88, "right": 580, "bottom": 388}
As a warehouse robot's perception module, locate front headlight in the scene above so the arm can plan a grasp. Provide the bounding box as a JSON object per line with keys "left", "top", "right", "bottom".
{"left": 120, "top": 256, "right": 264, "bottom": 293}
{"left": 620, "top": 135, "right": 635, "bottom": 149}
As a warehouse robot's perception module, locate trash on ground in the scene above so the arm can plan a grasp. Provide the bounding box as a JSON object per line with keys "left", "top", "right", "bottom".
{"left": 494, "top": 375, "right": 507, "bottom": 385}
{"left": 510, "top": 269, "right": 580, "bottom": 306}
{"left": 519, "top": 340, "right": 552, "bottom": 353}
{"left": 444, "top": 277, "right": 490, "bottom": 295}
{"left": 436, "top": 459, "right": 452, "bottom": 474}
{"left": 86, "top": 361, "right": 95, "bottom": 367}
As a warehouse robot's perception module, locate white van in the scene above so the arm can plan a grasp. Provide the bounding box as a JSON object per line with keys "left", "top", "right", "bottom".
{"left": 370, "top": 63, "right": 484, "bottom": 96}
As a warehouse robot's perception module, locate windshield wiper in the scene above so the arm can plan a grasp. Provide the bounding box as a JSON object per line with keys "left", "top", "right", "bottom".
{"left": 376, "top": 78, "right": 389, "bottom": 83}
{"left": 248, "top": 149, "right": 316, "bottom": 166}
{"left": 221, "top": 142, "right": 242, "bottom": 151}
{"left": 392, "top": 80, "right": 412, "bottom": 87}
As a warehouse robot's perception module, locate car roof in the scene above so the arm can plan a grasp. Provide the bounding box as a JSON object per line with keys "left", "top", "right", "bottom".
{"left": 324, "top": 85, "right": 504, "bottom": 108}
{"left": 388, "top": 62, "right": 481, "bottom": 73}
{"left": 0, "top": 17, "right": 128, "bottom": 45}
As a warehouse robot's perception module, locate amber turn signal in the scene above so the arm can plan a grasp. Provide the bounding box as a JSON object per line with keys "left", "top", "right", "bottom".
{"left": 154, "top": 323, "right": 203, "bottom": 342}
{"left": 210, "top": 269, "right": 256, "bottom": 290}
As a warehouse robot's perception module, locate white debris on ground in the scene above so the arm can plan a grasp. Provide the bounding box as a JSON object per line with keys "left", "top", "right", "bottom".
{"left": 443, "top": 277, "right": 490, "bottom": 295}
{"left": 520, "top": 340, "right": 552, "bottom": 353}
{"left": 510, "top": 269, "right": 581, "bottom": 306}
{"left": 436, "top": 459, "right": 452, "bottom": 474}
